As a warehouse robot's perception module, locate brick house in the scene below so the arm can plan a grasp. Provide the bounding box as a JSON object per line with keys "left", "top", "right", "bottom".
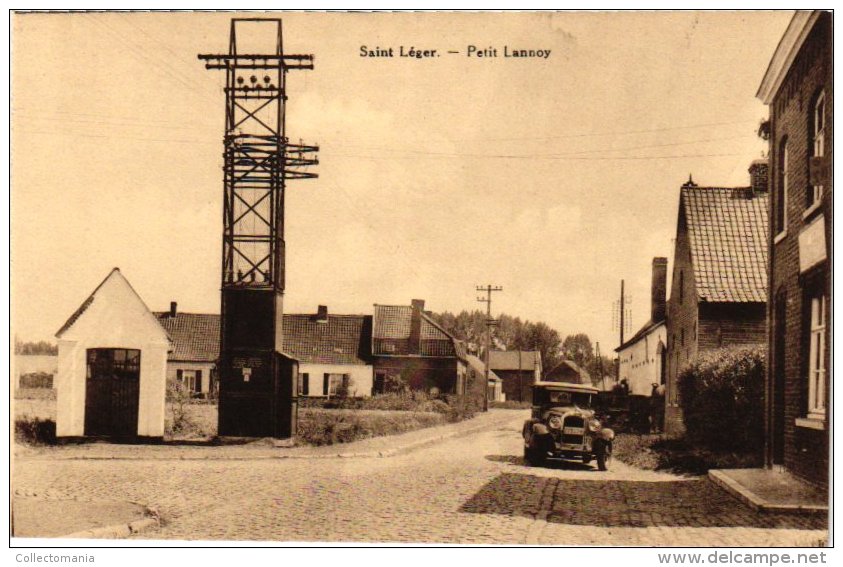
{"left": 664, "top": 167, "right": 769, "bottom": 436}
{"left": 756, "top": 10, "right": 831, "bottom": 488}
{"left": 615, "top": 257, "right": 669, "bottom": 397}
{"left": 282, "top": 306, "right": 374, "bottom": 398}
{"left": 155, "top": 306, "right": 374, "bottom": 398}
{"left": 371, "top": 299, "right": 469, "bottom": 396}
{"left": 488, "top": 350, "right": 542, "bottom": 402}
{"left": 155, "top": 303, "right": 219, "bottom": 397}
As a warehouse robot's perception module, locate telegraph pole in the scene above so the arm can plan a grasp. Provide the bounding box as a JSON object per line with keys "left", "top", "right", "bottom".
{"left": 596, "top": 341, "right": 604, "bottom": 391}
{"left": 476, "top": 285, "right": 503, "bottom": 412}
{"left": 619, "top": 279, "right": 625, "bottom": 346}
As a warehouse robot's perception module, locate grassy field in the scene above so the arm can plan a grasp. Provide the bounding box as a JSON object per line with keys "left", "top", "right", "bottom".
{"left": 14, "top": 389, "right": 451, "bottom": 446}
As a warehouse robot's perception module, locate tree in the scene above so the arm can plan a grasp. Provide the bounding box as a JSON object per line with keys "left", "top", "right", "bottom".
{"left": 14, "top": 338, "right": 58, "bottom": 355}
{"left": 562, "top": 333, "right": 594, "bottom": 369}
{"left": 430, "top": 310, "right": 563, "bottom": 374}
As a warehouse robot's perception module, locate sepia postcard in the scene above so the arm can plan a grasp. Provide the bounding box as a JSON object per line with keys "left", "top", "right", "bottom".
{"left": 9, "top": 10, "right": 831, "bottom": 549}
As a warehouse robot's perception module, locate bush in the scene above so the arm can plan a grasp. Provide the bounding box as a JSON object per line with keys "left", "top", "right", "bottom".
{"left": 166, "top": 379, "right": 200, "bottom": 437}
{"left": 15, "top": 417, "right": 56, "bottom": 445}
{"left": 296, "top": 409, "right": 446, "bottom": 446}
{"left": 19, "top": 372, "right": 54, "bottom": 389}
{"left": 677, "top": 345, "right": 765, "bottom": 452}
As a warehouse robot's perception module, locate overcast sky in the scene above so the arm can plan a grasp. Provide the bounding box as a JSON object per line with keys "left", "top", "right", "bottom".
{"left": 11, "top": 11, "right": 792, "bottom": 351}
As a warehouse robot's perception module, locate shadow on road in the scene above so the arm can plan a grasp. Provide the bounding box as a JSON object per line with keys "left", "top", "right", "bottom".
{"left": 460, "top": 472, "right": 827, "bottom": 530}
{"left": 484, "top": 455, "right": 597, "bottom": 472}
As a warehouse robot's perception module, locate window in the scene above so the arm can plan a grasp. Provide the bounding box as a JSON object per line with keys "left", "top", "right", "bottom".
{"left": 679, "top": 270, "right": 684, "bottom": 303}
{"left": 298, "top": 372, "right": 310, "bottom": 396}
{"left": 324, "top": 373, "right": 350, "bottom": 398}
{"left": 807, "top": 295, "right": 826, "bottom": 418}
{"left": 810, "top": 91, "right": 825, "bottom": 207}
{"left": 87, "top": 349, "right": 140, "bottom": 380}
{"left": 176, "top": 369, "right": 202, "bottom": 393}
{"left": 681, "top": 328, "right": 685, "bottom": 346}
{"left": 775, "top": 140, "right": 788, "bottom": 235}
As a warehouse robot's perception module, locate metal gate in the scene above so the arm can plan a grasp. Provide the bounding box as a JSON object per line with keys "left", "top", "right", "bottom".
{"left": 84, "top": 348, "right": 141, "bottom": 437}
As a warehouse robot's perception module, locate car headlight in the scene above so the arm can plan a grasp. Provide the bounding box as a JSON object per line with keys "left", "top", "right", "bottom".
{"left": 587, "top": 418, "right": 602, "bottom": 432}
{"left": 548, "top": 415, "right": 562, "bottom": 429}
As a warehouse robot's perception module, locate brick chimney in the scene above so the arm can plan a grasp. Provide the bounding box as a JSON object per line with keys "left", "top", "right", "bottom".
{"left": 315, "top": 305, "right": 328, "bottom": 323}
{"left": 651, "top": 258, "right": 667, "bottom": 323}
{"left": 749, "top": 159, "right": 769, "bottom": 193}
{"left": 169, "top": 301, "right": 177, "bottom": 318}
{"left": 409, "top": 299, "right": 425, "bottom": 354}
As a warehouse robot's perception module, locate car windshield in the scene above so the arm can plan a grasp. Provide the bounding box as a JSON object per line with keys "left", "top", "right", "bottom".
{"left": 539, "top": 390, "right": 592, "bottom": 407}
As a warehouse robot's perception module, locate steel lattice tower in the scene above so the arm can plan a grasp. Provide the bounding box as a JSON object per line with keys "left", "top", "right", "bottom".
{"left": 199, "top": 19, "right": 318, "bottom": 438}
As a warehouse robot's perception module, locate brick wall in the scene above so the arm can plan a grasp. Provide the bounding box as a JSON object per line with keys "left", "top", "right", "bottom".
{"left": 766, "top": 13, "right": 831, "bottom": 488}
{"left": 665, "top": 204, "right": 697, "bottom": 436}
{"left": 698, "top": 303, "right": 766, "bottom": 351}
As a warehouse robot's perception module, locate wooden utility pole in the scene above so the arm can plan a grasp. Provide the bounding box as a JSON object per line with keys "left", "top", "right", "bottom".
{"left": 596, "top": 341, "right": 605, "bottom": 391}
{"left": 476, "top": 285, "right": 503, "bottom": 412}
{"left": 619, "top": 279, "right": 625, "bottom": 346}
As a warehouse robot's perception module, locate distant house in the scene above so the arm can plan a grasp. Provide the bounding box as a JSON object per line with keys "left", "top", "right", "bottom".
{"left": 488, "top": 350, "right": 542, "bottom": 402}
{"left": 371, "top": 299, "right": 468, "bottom": 396}
{"left": 757, "top": 10, "right": 831, "bottom": 488}
{"left": 155, "top": 303, "right": 219, "bottom": 397}
{"left": 665, "top": 166, "right": 769, "bottom": 436}
{"left": 615, "top": 257, "right": 668, "bottom": 396}
{"left": 55, "top": 268, "right": 170, "bottom": 441}
{"left": 464, "top": 354, "right": 503, "bottom": 402}
{"left": 282, "top": 306, "right": 374, "bottom": 398}
{"left": 544, "top": 359, "right": 590, "bottom": 385}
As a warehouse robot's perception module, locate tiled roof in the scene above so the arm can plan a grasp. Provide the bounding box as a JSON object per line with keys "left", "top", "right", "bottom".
{"left": 372, "top": 304, "right": 460, "bottom": 358}
{"left": 488, "top": 350, "right": 541, "bottom": 371}
{"left": 682, "top": 186, "right": 769, "bottom": 303}
{"left": 155, "top": 312, "right": 220, "bottom": 362}
{"left": 282, "top": 314, "right": 371, "bottom": 365}
{"left": 153, "top": 312, "right": 372, "bottom": 365}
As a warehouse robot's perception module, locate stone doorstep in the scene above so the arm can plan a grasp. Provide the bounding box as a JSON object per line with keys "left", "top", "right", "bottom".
{"left": 708, "top": 469, "right": 828, "bottom": 515}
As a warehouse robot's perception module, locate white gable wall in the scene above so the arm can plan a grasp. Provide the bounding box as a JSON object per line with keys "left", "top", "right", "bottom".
{"left": 616, "top": 323, "right": 667, "bottom": 396}
{"left": 56, "top": 270, "right": 170, "bottom": 438}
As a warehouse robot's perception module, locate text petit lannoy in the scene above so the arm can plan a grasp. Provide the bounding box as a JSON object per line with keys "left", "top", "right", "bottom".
{"left": 360, "top": 45, "right": 552, "bottom": 59}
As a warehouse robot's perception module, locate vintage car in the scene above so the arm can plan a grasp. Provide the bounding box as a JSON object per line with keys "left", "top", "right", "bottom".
{"left": 522, "top": 381, "right": 614, "bottom": 470}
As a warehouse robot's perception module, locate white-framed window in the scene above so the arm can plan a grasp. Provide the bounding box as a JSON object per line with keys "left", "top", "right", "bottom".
{"left": 810, "top": 91, "right": 825, "bottom": 207}
{"left": 176, "top": 369, "right": 202, "bottom": 394}
{"left": 324, "top": 373, "right": 350, "bottom": 397}
{"left": 807, "top": 295, "right": 826, "bottom": 418}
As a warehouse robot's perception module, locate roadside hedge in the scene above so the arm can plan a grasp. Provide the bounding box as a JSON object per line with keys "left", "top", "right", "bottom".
{"left": 677, "top": 345, "right": 765, "bottom": 452}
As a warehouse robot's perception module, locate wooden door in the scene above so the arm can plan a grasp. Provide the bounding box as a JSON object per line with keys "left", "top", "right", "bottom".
{"left": 85, "top": 348, "right": 141, "bottom": 437}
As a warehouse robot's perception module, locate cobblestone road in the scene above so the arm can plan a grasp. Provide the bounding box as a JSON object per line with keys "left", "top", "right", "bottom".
{"left": 13, "top": 412, "right": 827, "bottom": 545}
